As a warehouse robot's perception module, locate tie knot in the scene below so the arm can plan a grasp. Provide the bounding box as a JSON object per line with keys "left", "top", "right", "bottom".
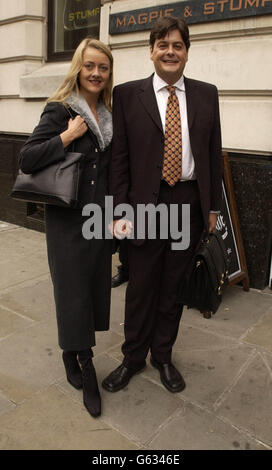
{"left": 166, "top": 85, "right": 176, "bottom": 96}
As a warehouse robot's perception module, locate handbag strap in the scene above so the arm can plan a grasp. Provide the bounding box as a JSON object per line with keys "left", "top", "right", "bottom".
{"left": 64, "top": 106, "right": 76, "bottom": 153}
{"left": 65, "top": 105, "right": 100, "bottom": 150}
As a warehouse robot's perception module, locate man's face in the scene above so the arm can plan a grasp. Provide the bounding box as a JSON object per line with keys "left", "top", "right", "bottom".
{"left": 150, "top": 29, "right": 188, "bottom": 84}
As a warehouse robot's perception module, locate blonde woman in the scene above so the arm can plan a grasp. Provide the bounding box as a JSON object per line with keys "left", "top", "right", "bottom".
{"left": 19, "top": 39, "right": 114, "bottom": 418}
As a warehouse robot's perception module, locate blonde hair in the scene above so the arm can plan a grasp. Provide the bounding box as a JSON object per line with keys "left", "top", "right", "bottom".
{"left": 48, "top": 38, "right": 113, "bottom": 112}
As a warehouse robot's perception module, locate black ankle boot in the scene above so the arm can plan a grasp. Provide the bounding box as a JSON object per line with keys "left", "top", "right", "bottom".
{"left": 78, "top": 349, "right": 101, "bottom": 418}
{"left": 62, "top": 350, "right": 83, "bottom": 389}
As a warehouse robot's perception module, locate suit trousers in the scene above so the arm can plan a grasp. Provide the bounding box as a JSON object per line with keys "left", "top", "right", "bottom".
{"left": 122, "top": 180, "right": 204, "bottom": 366}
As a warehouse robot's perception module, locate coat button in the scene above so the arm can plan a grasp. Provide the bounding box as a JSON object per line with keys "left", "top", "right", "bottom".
{"left": 93, "top": 164, "right": 97, "bottom": 169}
{"left": 91, "top": 180, "right": 95, "bottom": 185}
{"left": 95, "top": 148, "right": 98, "bottom": 153}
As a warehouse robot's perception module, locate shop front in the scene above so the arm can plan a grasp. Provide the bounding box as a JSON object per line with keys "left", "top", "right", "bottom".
{"left": 0, "top": 0, "right": 271, "bottom": 288}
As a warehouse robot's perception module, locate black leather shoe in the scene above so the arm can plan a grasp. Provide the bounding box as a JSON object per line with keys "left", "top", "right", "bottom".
{"left": 150, "top": 357, "right": 186, "bottom": 393}
{"left": 112, "top": 269, "right": 129, "bottom": 288}
{"left": 102, "top": 362, "right": 146, "bottom": 392}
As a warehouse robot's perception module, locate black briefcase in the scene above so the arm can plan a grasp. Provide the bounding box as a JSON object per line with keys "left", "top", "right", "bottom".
{"left": 179, "top": 229, "right": 230, "bottom": 314}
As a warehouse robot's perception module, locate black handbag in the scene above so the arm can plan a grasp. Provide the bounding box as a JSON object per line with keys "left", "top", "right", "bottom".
{"left": 10, "top": 151, "right": 84, "bottom": 208}
{"left": 10, "top": 107, "right": 85, "bottom": 208}
{"left": 179, "top": 229, "right": 230, "bottom": 314}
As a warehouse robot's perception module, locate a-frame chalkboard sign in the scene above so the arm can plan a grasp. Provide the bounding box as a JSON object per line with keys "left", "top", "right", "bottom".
{"left": 216, "top": 152, "right": 249, "bottom": 291}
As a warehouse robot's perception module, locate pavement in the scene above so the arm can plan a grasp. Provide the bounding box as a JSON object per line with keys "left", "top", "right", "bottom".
{"left": 0, "top": 220, "right": 271, "bottom": 451}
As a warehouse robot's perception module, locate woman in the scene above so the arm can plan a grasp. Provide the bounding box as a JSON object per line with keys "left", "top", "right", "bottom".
{"left": 19, "top": 39, "right": 114, "bottom": 418}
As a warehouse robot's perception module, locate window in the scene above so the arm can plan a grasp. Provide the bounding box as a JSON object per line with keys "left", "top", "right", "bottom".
{"left": 48, "top": 0, "right": 101, "bottom": 61}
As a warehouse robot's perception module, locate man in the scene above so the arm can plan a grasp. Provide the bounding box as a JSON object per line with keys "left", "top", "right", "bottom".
{"left": 102, "top": 17, "right": 222, "bottom": 394}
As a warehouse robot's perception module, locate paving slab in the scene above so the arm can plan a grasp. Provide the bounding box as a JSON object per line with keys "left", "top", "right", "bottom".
{"left": 141, "top": 345, "right": 254, "bottom": 410}
{"left": 216, "top": 353, "right": 272, "bottom": 447}
{"left": 58, "top": 354, "right": 183, "bottom": 446}
{"left": 0, "top": 278, "right": 54, "bottom": 322}
{"left": 0, "top": 318, "right": 63, "bottom": 403}
{"left": 93, "top": 330, "right": 124, "bottom": 357}
{"left": 0, "top": 221, "right": 271, "bottom": 450}
{"left": 242, "top": 307, "right": 272, "bottom": 353}
{"left": 182, "top": 287, "right": 272, "bottom": 339}
{"left": 0, "top": 390, "right": 16, "bottom": 418}
{"left": 0, "top": 228, "right": 48, "bottom": 290}
{"left": 109, "top": 283, "right": 127, "bottom": 336}
{"left": 105, "top": 343, "right": 125, "bottom": 362}
{"left": 0, "top": 222, "right": 20, "bottom": 232}
{"left": 174, "top": 323, "right": 240, "bottom": 352}
{"left": 104, "top": 329, "right": 241, "bottom": 363}
{"left": 112, "top": 252, "right": 119, "bottom": 276}
{"left": 108, "top": 338, "right": 256, "bottom": 411}
{"left": 147, "top": 403, "right": 268, "bottom": 450}
{"left": 263, "top": 352, "right": 272, "bottom": 372}
{"left": 0, "top": 304, "right": 33, "bottom": 339}
{"left": 0, "top": 386, "right": 139, "bottom": 450}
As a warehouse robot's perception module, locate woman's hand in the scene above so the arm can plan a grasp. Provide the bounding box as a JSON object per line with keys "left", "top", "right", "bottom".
{"left": 108, "top": 219, "right": 133, "bottom": 239}
{"left": 60, "top": 116, "right": 88, "bottom": 148}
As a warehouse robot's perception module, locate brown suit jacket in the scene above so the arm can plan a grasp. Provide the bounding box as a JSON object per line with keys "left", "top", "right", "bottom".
{"left": 109, "top": 74, "right": 222, "bottom": 235}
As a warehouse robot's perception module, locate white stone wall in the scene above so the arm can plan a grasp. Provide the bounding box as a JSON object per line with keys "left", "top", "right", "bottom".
{"left": 0, "top": 0, "right": 46, "bottom": 133}
{"left": 0, "top": 0, "right": 271, "bottom": 155}
{"left": 107, "top": 0, "right": 272, "bottom": 155}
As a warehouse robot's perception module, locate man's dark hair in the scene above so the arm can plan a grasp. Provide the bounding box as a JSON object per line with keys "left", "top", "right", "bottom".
{"left": 149, "top": 16, "right": 190, "bottom": 51}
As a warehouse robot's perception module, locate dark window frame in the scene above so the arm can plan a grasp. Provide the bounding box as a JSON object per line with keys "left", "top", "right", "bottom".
{"left": 47, "top": 0, "right": 101, "bottom": 62}
{"left": 47, "top": 0, "right": 73, "bottom": 62}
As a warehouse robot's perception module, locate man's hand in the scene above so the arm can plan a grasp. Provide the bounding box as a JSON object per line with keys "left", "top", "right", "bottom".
{"left": 208, "top": 213, "right": 218, "bottom": 233}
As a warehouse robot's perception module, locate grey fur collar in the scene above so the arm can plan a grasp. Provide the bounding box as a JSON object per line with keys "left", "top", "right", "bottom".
{"left": 66, "top": 92, "right": 112, "bottom": 150}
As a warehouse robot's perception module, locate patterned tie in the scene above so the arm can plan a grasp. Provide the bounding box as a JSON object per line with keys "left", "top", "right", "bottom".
{"left": 162, "top": 85, "right": 182, "bottom": 186}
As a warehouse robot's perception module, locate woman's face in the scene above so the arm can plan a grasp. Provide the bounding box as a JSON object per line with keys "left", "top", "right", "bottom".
{"left": 78, "top": 47, "right": 111, "bottom": 98}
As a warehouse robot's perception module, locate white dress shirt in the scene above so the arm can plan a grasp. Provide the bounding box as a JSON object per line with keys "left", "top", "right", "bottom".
{"left": 153, "top": 72, "right": 196, "bottom": 181}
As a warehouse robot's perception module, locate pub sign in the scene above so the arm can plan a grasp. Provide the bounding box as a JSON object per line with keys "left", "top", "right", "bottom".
{"left": 109, "top": 0, "right": 272, "bottom": 34}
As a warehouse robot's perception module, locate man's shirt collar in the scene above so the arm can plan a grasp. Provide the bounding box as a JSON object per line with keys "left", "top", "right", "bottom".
{"left": 153, "top": 72, "right": 185, "bottom": 93}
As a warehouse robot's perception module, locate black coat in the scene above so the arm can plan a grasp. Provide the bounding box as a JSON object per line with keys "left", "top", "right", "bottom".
{"left": 19, "top": 102, "right": 112, "bottom": 351}
{"left": 20, "top": 102, "right": 111, "bottom": 208}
